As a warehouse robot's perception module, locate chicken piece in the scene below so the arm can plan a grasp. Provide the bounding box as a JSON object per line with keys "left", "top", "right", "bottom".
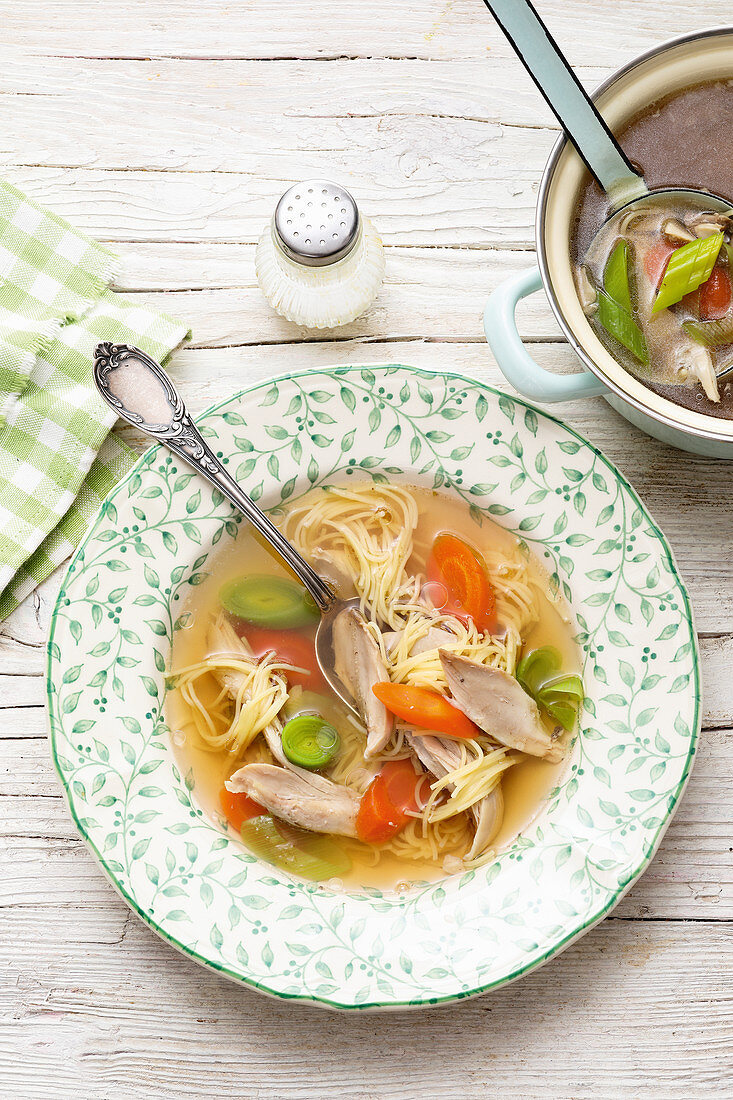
{"left": 207, "top": 617, "right": 287, "bottom": 765}
{"left": 439, "top": 651, "right": 564, "bottom": 762}
{"left": 683, "top": 343, "right": 720, "bottom": 403}
{"left": 332, "top": 607, "right": 393, "bottom": 757}
{"left": 468, "top": 787, "right": 503, "bottom": 860}
{"left": 407, "top": 731, "right": 462, "bottom": 775}
{"left": 207, "top": 615, "right": 254, "bottom": 695}
{"left": 226, "top": 763, "right": 359, "bottom": 837}
{"left": 406, "top": 732, "right": 504, "bottom": 857}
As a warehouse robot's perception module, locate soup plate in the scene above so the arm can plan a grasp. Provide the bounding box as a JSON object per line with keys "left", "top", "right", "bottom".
{"left": 47, "top": 364, "right": 700, "bottom": 1009}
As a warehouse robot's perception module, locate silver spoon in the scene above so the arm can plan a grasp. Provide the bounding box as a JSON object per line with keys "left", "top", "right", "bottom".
{"left": 92, "top": 342, "right": 361, "bottom": 716}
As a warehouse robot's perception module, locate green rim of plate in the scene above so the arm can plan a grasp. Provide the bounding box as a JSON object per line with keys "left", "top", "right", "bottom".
{"left": 46, "top": 364, "right": 701, "bottom": 1011}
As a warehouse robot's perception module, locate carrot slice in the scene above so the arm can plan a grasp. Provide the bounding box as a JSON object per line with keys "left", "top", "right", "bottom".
{"left": 699, "top": 267, "right": 732, "bottom": 321}
{"left": 644, "top": 241, "right": 675, "bottom": 290}
{"left": 220, "top": 786, "right": 266, "bottom": 832}
{"left": 355, "top": 759, "right": 427, "bottom": 844}
{"left": 236, "top": 625, "right": 326, "bottom": 690}
{"left": 380, "top": 758, "right": 428, "bottom": 815}
{"left": 356, "top": 778, "right": 408, "bottom": 844}
{"left": 428, "top": 533, "right": 497, "bottom": 632}
{"left": 372, "top": 682, "right": 481, "bottom": 740}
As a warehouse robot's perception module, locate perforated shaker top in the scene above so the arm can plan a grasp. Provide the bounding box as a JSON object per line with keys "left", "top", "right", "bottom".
{"left": 273, "top": 180, "right": 360, "bottom": 266}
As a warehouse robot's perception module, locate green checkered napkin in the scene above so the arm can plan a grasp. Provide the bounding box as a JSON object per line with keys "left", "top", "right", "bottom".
{"left": 0, "top": 180, "right": 190, "bottom": 621}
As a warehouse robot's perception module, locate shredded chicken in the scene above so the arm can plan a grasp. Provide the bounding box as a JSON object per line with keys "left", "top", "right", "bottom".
{"left": 440, "top": 651, "right": 564, "bottom": 762}
{"left": 332, "top": 606, "right": 393, "bottom": 757}
{"left": 226, "top": 763, "right": 359, "bottom": 837}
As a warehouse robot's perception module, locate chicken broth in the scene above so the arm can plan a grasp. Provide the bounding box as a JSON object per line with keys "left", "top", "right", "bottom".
{"left": 166, "top": 483, "right": 581, "bottom": 892}
{"left": 573, "top": 79, "right": 733, "bottom": 418}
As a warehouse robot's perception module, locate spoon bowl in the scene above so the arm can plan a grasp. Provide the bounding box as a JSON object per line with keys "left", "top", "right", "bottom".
{"left": 93, "top": 341, "right": 362, "bottom": 718}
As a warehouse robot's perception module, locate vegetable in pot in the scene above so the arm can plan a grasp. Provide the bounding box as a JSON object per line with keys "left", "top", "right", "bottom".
{"left": 220, "top": 787, "right": 265, "bottom": 831}
{"left": 644, "top": 241, "right": 676, "bottom": 289}
{"left": 596, "top": 291, "right": 648, "bottom": 365}
{"left": 427, "top": 532, "right": 497, "bottom": 633}
{"left": 698, "top": 267, "right": 732, "bottom": 321}
{"left": 594, "top": 239, "right": 648, "bottom": 365}
{"left": 683, "top": 313, "right": 733, "bottom": 347}
{"left": 239, "top": 626, "right": 325, "bottom": 689}
{"left": 653, "top": 232, "right": 724, "bottom": 313}
{"left": 603, "top": 239, "right": 634, "bottom": 313}
{"left": 516, "top": 646, "right": 583, "bottom": 731}
{"left": 598, "top": 288, "right": 647, "bottom": 365}
{"left": 356, "top": 758, "right": 425, "bottom": 844}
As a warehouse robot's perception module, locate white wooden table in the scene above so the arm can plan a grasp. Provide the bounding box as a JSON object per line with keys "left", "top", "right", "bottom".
{"left": 1, "top": 3, "right": 731, "bottom": 1096}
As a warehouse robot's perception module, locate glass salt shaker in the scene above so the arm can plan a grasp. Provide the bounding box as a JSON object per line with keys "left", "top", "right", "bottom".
{"left": 255, "top": 180, "right": 385, "bottom": 329}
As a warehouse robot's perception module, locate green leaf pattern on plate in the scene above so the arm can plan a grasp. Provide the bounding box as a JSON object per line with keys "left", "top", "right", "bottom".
{"left": 47, "top": 365, "right": 700, "bottom": 1011}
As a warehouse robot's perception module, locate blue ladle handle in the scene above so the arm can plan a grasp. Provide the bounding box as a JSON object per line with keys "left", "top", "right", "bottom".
{"left": 483, "top": 0, "right": 647, "bottom": 205}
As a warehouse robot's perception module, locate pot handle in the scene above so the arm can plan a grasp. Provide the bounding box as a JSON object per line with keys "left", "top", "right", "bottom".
{"left": 484, "top": 267, "right": 607, "bottom": 402}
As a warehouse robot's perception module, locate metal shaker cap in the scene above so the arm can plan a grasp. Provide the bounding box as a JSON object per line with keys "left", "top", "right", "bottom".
{"left": 274, "top": 180, "right": 360, "bottom": 266}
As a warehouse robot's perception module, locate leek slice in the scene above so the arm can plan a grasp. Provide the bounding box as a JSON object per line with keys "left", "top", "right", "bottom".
{"left": 603, "top": 239, "right": 633, "bottom": 313}
{"left": 219, "top": 574, "right": 319, "bottom": 628}
{"left": 516, "top": 648, "right": 584, "bottom": 731}
{"left": 240, "top": 815, "right": 351, "bottom": 881}
{"left": 541, "top": 673, "right": 585, "bottom": 702}
{"left": 282, "top": 715, "right": 340, "bottom": 769}
{"left": 653, "top": 232, "right": 724, "bottom": 313}
{"left": 683, "top": 314, "right": 733, "bottom": 347}
{"left": 597, "top": 291, "right": 649, "bottom": 365}
{"left": 543, "top": 700, "right": 577, "bottom": 731}
{"left": 516, "top": 646, "right": 561, "bottom": 698}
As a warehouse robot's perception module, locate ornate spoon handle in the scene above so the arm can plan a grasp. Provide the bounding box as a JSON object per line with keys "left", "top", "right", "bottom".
{"left": 93, "top": 343, "right": 336, "bottom": 613}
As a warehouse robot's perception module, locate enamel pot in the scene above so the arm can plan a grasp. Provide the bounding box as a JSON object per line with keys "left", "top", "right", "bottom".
{"left": 485, "top": 27, "right": 733, "bottom": 458}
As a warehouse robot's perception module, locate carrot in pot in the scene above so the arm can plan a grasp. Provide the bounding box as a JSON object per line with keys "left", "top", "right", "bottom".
{"left": 644, "top": 242, "right": 675, "bottom": 289}
{"left": 699, "top": 267, "right": 732, "bottom": 321}
{"left": 372, "top": 682, "right": 481, "bottom": 740}
{"left": 380, "top": 758, "right": 429, "bottom": 816}
{"left": 236, "top": 625, "right": 326, "bottom": 690}
{"left": 356, "top": 777, "right": 407, "bottom": 844}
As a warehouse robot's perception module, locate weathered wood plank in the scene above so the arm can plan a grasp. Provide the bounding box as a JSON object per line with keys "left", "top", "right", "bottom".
{"left": 0, "top": 678, "right": 45, "bottom": 711}
{"left": 113, "top": 249, "right": 564, "bottom": 347}
{"left": 1, "top": 723, "right": 730, "bottom": 919}
{"left": 2, "top": 0, "right": 730, "bottom": 65}
{"left": 0, "top": 158, "right": 543, "bottom": 249}
{"left": 0, "top": 912, "right": 728, "bottom": 1099}
{"left": 0, "top": 56, "right": 605, "bottom": 157}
